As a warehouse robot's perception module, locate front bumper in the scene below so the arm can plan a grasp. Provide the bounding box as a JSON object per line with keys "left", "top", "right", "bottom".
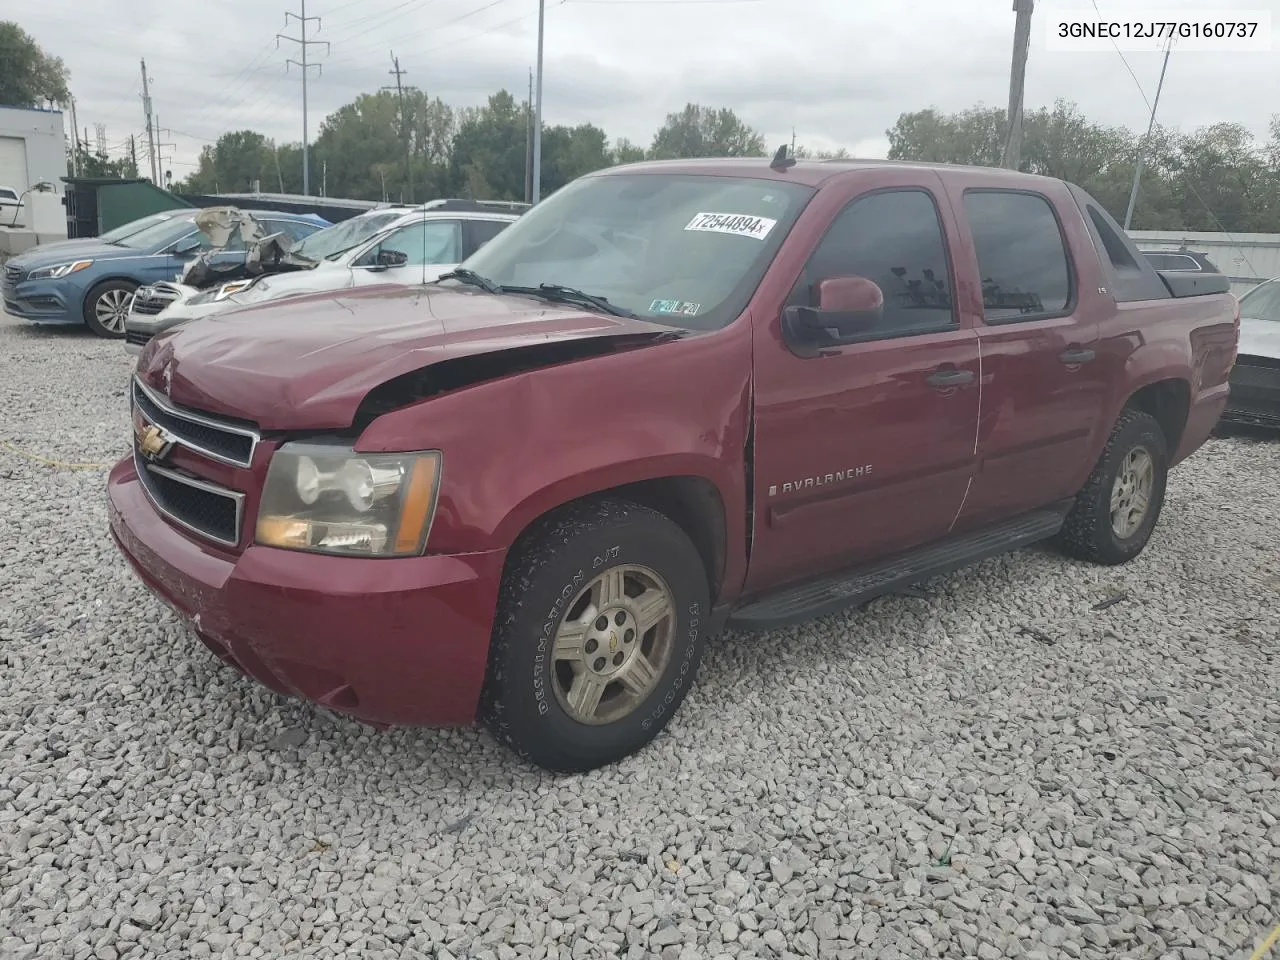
{"left": 1, "top": 272, "right": 81, "bottom": 324}
{"left": 1221, "top": 355, "right": 1280, "bottom": 429}
{"left": 107, "top": 455, "right": 507, "bottom": 727}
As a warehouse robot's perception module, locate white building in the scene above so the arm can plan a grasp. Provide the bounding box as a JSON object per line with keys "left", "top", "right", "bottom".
{"left": 0, "top": 105, "right": 70, "bottom": 249}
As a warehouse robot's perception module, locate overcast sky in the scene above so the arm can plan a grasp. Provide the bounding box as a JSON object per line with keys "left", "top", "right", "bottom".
{"left": 21, "top": 0, "right": 1280, "bottom": 180}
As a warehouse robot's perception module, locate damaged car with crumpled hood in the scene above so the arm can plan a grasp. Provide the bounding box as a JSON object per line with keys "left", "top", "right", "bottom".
{"left": 123, "top": 200, "right": 525, "bottom": 356}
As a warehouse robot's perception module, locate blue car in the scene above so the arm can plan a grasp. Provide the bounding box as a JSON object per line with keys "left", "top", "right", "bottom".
{"left": 2, "top": 208, "right": 330, "bottom": 338}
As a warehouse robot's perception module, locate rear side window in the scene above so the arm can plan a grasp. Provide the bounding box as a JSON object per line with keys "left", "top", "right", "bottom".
{"left": 1143, "top": 252, "right": 1202, "bottom": 272}
{"left": 1068, "top": 187, "right": 1170, "bottom": 302}
{"left": 469, "top": 219, "right": 510, "bottom": 253}
{"left": 964, "top": 191, "right": 1072, "bottom": 322}
{"left": 791, "top": 188, "right": 957, "bottom": 340}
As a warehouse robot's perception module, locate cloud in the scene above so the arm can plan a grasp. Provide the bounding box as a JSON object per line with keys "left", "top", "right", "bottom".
{"left": 20, "top": 0, "right": 1280, "bottom": 178}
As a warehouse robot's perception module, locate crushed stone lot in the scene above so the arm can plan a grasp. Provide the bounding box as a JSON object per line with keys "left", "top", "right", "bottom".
{"left": 1, "top": 312, "right": 1277, "bottom": 960}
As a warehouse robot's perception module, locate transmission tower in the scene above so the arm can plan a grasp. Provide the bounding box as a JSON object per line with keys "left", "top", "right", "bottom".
{"left": 277, "top": 0, "right": 329, "bottom": 196}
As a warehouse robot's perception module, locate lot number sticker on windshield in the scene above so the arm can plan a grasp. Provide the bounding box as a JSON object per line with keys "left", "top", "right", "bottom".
{"left": 684, "top": 212, "right": 777, "bottom": 240}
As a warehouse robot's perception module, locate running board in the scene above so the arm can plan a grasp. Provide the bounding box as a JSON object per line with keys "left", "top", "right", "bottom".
{"left": 727, "top": 509, "right": 1066, "bottom": 631}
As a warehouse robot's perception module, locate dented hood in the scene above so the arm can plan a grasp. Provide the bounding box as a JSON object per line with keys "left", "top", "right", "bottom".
{"left": 136, "top": 284, "right": 677, "bottom": 430}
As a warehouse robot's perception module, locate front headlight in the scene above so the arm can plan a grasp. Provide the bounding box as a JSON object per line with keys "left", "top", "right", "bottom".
{"left": 28, "top": 259, "right": 93, "bottom": 280}
{"left": 255, "top": 442, "right": 441, "bottom": 557}
{"left": 187, "top": 279, "right": 254, "bottom": 306}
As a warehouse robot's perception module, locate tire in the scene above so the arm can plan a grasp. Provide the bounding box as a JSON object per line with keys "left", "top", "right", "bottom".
{"left": 83, "top": 279, "right": 137, "bottom": 338}
{"left": 1056, "top": 408, "right": 1169, "bottom": 565}
{"left": 480, "top": 498, "right": 711, "bottom": 773}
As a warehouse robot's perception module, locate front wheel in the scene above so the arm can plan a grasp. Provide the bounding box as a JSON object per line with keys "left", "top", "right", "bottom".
{"left": 480, "top": 498, "right": 710, "bottom": 773}
{"left": 1056, "top": 408, "right": 1169, "bottom": 565}
{"left": 83, "top": 279, "right": 137, "bottom": 338}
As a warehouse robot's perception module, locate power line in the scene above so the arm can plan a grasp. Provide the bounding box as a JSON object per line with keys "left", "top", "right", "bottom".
{"left": 277, "top": 0, "right": 330, "bottom": 196}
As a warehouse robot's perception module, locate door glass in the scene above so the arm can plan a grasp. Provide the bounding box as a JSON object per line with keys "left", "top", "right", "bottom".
{"left": 469, "top": 218, "right": 511, "bottom": 254}
{"left": 963, "top": 191, "right": 1072, "bottom": 322}
{"left": 792, "top": 189, "right": 957, "bottom": 339}
{"left": 1239, "top": 281, "right": 1280, "bottom": 322}
{"left": 361, "top": 220, "right": 462, "bottom": 266}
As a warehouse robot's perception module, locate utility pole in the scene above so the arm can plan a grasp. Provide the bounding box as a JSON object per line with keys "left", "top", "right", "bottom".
{"left": 524, "top": 68, "right": 534, "bottom": 204}
{"left": 140, "top": 59, "right": 159, "bottom": 184}
{"left": 153, "top": 116, "right": 176, "bottom": 190}
{"left": 129, "top": 136, "right": 139, "bottom": 179}
{"left": 1123, "top": 41, "right": 1172, "bottom": 231}
{"left": 1001, "top": 0, "right": 1033, "bottom": 170}
{"left": 69, "top": 96, "right": 80, "bottom": 176}
{"left": 532, "top": 0, "right": 545, "bottom": 203}
{"left": 277, "top": 0, "right": 328, "bottom": 196}
{"left": 382, "top": 52, "right": 416, "bottom": 204}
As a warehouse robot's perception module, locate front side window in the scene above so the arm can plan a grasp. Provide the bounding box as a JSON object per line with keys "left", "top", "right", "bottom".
{"left": 788, "top": 188, "right": 956, "bottom": 340}
{"left": 357, "top": 220, "right": 462, "bottom": 266}
{"left": 460, "top": 172, "right": 815, "bottom": 330}
{"left": 964, "top": 190, "right": 1072, "bottom": 322}
{"left": 1239, "top": 280, "right": 1280, "bottom": 322}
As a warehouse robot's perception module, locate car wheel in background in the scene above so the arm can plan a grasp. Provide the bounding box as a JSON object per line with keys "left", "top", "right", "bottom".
{"left": 83, "top": 280, "right": 138, "bottom": 338}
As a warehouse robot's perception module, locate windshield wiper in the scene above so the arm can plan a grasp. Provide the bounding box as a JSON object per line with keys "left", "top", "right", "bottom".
{"left": 433, "top": 268, "right": 500, "bottom": 293}
{"left": 502, "top": 283, "right": 636, "bottom": 318}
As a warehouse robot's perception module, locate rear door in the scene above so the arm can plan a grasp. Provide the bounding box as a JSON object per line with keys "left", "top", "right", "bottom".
{"left": 463, "top": 217, "right": 512, "bottom": 258}
{"left": 948, "top": 182, "right": 1110, "bottom": 526}
{"left": 746, "top": 172, "right": 981, "bottom": 591}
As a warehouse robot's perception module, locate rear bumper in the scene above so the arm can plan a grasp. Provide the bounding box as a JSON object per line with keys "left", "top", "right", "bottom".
{"left": 107, "top": 455, "right": 507, "bottom": 727}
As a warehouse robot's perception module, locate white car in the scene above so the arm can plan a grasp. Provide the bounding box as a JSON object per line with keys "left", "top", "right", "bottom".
{"left": 1221, "top": 277, "right": 1280, "bottom": 429}
{"left": 124, "top": 199, "right": 525, "bottom": 355}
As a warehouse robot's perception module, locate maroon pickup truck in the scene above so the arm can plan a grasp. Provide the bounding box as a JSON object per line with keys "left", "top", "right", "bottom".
{"left": 108, "top": 157, "right": 1239, "bottom": 772}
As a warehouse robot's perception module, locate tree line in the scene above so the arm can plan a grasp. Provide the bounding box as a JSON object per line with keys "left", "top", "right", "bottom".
{"left": 6, "top": 20, "right": 1280, "bottom": 231}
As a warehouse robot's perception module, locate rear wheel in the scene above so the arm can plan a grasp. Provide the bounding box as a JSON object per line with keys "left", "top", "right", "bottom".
{"left": 83, "top": 279, "right": 137, "bottom": 338}
{"left": 1056, "top": 408, "right": 1168, "bottom": 565}
{"left": 480, "top": 498, "right": 710, "bottom": 773}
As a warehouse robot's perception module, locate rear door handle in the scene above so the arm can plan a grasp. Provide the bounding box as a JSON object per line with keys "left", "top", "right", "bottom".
{"left": 1060, "top": 347, "right": 1096, "bottom": 364}
{"left": 927, "top": 368, "right": 975, "bottom": 388}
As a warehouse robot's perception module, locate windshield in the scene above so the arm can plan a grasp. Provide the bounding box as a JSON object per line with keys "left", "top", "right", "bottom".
{"left": 115, "top": 214, "right": 199, "bottom": 250}
{"left": 295, "top": 211, "right": 402, "bottom": 259}
{"left": 459, "top": 173, "right": 815, "bottom": 330}
{"left": 1239, "top": 280, "right": 1280, "bottom": 322}
{"left": 100, "top": 212, "right": 176, "bottom": 243}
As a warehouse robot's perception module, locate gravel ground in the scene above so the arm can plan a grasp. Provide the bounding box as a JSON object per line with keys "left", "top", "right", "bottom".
{"left": 1, "top": 312, "right": 1278, "bottom": 960}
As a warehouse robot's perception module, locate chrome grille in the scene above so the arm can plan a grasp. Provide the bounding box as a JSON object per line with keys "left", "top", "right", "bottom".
{"left": 133, "top": 452, "right": 244, "bottom": 546}
{"left": 131, "top": 377, "right": 259, "bottom": 468}
{"left": 131, "top": 285, "right": 181, "bottom": 316}
{"left": 4, "top": 264, "right": 21, "bottom": 284}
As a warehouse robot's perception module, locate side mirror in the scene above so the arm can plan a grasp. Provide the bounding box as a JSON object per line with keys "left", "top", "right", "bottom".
{"left": 375, "top": 249, "right": 408, "bottom": 268}
{"left": 783, "top": 275, "right": 885, "bottom": 346}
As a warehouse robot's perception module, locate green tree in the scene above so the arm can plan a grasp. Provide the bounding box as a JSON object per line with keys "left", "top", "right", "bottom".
{"left": 541, "top": 122, "right": 612, "bottom": 193}
{"left": 179, "top": 130, "right": 275, "bottom": 193}
{"left": 69, "top": 142, "right": 136, "bottom": 179}
{"left": 611, "top": 138, "right": 647, "bottom": 165}
{"left": 886, "top": 105, "right": 1006, "bottom": 166}
{"left": 649, "top": 104, "right": 766, "bottom": 159}
{"left": 0, "top": 22, "right": 70, "bottom": 107}
{"left": 450, "top": 90, "right": 528, "bottom": 200}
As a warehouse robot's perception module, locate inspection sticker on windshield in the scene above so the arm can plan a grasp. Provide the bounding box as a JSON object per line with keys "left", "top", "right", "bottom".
{"left": 649, "top": 299, "right": 701, "bottom": 316}
{"left": 684, "top": 212, "right": 777, "bottom": 240}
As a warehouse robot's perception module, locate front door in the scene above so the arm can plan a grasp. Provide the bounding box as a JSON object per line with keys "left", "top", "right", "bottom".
{"left": 745, "top": 177, "right": 982, "bottom": 593}
{"left": 947, "top": 184, "right": 1111, "bottom": 526}
{"left": 350, "top": 219, "right": 463, "bottom": 288}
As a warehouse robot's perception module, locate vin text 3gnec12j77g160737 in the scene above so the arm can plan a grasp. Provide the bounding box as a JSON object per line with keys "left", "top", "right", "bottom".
{"left": 107, "top": 155, "right": 1239, "bottom": 773}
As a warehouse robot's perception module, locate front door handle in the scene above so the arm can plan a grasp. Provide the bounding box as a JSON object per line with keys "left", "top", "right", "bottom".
{"left": 927, "top": 368, "right": 975, "bottom": 388}
{"left": 1060, "top": 346, "right": 1096, "bottom": 364}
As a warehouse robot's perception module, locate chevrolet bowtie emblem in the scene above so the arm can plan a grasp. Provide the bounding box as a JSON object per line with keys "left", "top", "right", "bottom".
{"left": 136, "top": 423, "right": 172, "bottom": 461}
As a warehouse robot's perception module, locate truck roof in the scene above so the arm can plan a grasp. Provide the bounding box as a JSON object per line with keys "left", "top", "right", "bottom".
{"left": 595, "top": 156, "right": 1061, "bottom": 188}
